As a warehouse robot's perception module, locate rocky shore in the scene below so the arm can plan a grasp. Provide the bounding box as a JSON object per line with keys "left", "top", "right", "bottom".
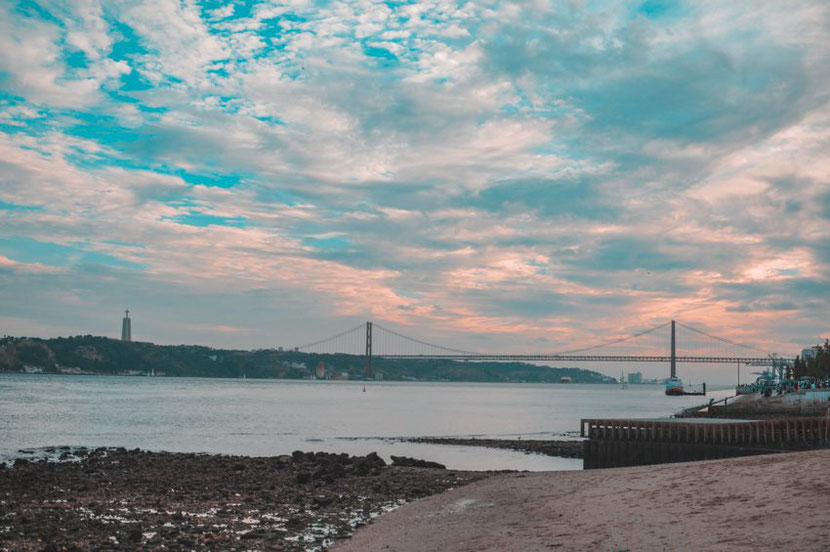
{"left": 404, "top": 437, "right": 584, "bottom": 458}
{"left": 0, "top": 448, "right": 493, "bottom": 551}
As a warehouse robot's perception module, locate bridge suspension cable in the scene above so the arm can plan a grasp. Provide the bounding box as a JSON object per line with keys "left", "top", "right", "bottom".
{"left": 372, "top": 322, "right": 481, "bottom": 355}
{"left": 551, "top": 321, "right": 671, "bottom": 355}
{"left": 675, "top": 322, "right": 770, "bottom": 356}
{"left": 295, "top": 323, "right": 365, "bottom": 351}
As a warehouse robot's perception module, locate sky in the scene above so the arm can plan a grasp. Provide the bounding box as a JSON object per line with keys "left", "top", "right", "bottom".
{"left": 1, "top": 0, "right": 829, "bottom": 368}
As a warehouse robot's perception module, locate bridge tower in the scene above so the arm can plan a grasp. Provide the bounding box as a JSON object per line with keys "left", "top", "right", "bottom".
{"left": 364, "top": 321, "right": 373, "bottom": 379}
{"left": 670, "top": 319, "right": 676, "bottom": 378}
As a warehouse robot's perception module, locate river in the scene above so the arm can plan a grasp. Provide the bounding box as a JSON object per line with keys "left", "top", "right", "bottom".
{"left": 0, "top": 374, "right": 732, "bottom": 470}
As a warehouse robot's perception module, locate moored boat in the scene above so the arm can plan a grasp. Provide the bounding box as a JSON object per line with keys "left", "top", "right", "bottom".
{"left": 665, "top": 376, "right": 684, "bottom": 396}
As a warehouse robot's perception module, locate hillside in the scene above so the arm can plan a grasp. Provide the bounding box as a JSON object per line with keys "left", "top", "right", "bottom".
{"left": 0, "top": 335, "right": 615, "bottom": 384}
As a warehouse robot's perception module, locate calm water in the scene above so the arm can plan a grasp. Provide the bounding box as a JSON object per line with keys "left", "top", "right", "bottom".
{"left": 0, "top": 375, "right": 731, "bottom": 470}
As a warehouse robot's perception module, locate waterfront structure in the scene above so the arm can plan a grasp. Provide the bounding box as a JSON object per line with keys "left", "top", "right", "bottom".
{"left": 628, "top": 372, "right": 642, "bottom": 384}
{"left": 298, "top": 319, "right": 791, "bottom": 368}
{"left": 581, "top": 417, "right": 830, "bottom": 469}
{"left": 121, "top": 310, "right": 131, "bottom": 342}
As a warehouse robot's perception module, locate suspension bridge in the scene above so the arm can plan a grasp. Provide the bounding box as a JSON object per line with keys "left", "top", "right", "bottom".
{"left": 296, "top": 320, "right": 794, "bottom": 379}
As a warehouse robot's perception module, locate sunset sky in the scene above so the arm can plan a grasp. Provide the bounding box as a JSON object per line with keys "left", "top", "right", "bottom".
{"left": 1, "top": 0, "right": 828, "bottom": 362}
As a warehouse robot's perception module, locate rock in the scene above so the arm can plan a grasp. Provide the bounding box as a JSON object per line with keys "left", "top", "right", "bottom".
{"left": 313, "top": 495, "right": 335, "bottom": 506}
{"left": 13, "top": 458, "right": 28, "bottom": 467}
{"left": 390, "top": 456, "right": 446, "bottom": 469}
{"left": 352, "top": 459, "right": 371, "bottom": 476}
{"left": 296, "top": 471, "right": 311, "bottom": 484}
{"left": 365, "top": 452, "right": 386, "bottom": 467}
{"left": 291, "top": 450, "right": 308, "bottom": 463}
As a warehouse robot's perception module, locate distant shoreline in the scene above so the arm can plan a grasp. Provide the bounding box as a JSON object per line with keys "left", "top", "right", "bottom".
{"left": 0, "top": 334, "right": 615, "bottom": 383}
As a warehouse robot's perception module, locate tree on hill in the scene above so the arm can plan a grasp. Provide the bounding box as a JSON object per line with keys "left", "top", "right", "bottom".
{"left": 804, "top": 340, "right": 830, "bottom": 379}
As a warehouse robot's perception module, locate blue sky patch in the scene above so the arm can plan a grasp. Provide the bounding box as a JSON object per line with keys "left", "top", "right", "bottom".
{"left": 166, "top": 212, "right": 248, "bottom": 228}
{"left": 0, "top": 200, "right": 43, "bottom": 212}
{"left": 0, "top": 237, "right": 142, "bottom": 269}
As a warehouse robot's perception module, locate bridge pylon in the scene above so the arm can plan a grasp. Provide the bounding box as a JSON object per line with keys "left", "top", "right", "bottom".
{"left": 364, "top": 321, "right": 373, "bottom": 379}
{"left": 671, "top": 319, "right": 676, "bottom": 378}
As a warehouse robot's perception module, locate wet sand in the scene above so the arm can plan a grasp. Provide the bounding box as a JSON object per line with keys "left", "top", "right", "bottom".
{"left": 333, "top": 449, "right": 830, "bottom": 552}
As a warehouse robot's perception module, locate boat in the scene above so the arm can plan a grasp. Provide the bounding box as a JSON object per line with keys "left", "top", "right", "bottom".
{"left": 560, "top": 376, "right": 572, "bottom": 384}
{"left": 665, "top": 376, "right": 684, "bottom": 396}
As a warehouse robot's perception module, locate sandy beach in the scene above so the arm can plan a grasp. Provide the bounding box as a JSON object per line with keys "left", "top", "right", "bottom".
{"left": 334, "top": 449, "right": 830, "bottom": 552}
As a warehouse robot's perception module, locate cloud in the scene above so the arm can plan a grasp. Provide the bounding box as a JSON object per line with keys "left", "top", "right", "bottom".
{"left": 0, "top": 0, "right": 829, "bottom": 378}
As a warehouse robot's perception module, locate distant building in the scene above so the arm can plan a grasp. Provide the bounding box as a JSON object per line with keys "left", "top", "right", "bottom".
{"left": 316, "top": 361, "right": 327, "bottom": 379}
{"left": 628, "top": 372, "right": 643, "bottom": 384}
{"left": 121, "top": 310, "right": 131, "bottom": 342}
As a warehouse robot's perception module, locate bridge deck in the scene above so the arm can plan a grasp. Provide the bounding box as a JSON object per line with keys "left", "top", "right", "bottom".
{"left": 376, "top": 354, "right": 787, "bottom": 364}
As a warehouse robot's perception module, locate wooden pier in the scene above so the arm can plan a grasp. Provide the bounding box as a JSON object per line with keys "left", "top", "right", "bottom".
{"left": 581, "top": 417, "right": 830, "bottom": 469}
